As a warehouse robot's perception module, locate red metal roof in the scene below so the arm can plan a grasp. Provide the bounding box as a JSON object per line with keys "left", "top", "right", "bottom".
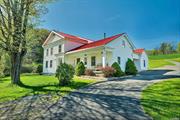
{"left": 43, "top": 31, "right": 93, "bottom": 46}
{"left": 69, "top": 33, "right": 124, "bottom": 52}
{"left": 57, "top": 32, "right": 92, "bottom": 44}
{"left": 133, "top": 49, "right": 144, "bottom": 54}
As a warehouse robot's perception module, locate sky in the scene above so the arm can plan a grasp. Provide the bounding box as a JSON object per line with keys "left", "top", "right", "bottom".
{"left": 40, "top": 0, "right": 180, "bottom": 49}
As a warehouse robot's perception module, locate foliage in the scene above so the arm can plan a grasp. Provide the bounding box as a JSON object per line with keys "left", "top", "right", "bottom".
{"left": 0, "top": 51, "right": 5, "bottom": 77}
{"left": 125, "top": 58, "right": 137, "bottom": 75}
{"left": 21, "top": 66, "right": 34, "bottom": 74}
{"left": 0, "top": 75, "right": 96, "bottom": 102}
{"left": 85, "top": 69, "right": 96, "bottom": 76}
{"left": 75, "top": 62, "right": 85, "bottom": 76}
{"left": 141, "top": 78, "right": 180, "bottom": 120}
{"left": 177, "top": 42, "right": 180, "bottom": 53}
{"left": 36, "top": 64, "right": 43, "bottom": 74}
{"left": 0, "top": 0, "right": 53, "bottom": 84}
{"left": 26, "top": 28, "right": 50, "bottom": 64}
{"left": 111, "top": 62, "right": 124, "bottom": 77}
{"left": 56, "top": 63, "right": 75, "bottom": 86}
{"left": 101, "top": 67, "right": 115, "bottom": 77}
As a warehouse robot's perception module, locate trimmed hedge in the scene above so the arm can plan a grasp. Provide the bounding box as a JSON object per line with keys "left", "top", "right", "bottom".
{"left": 125, "top": 58, "right": 137, "bottom": 75}
{"left": 75, "top": 62, "right": 85, "bottom": 76}
{"left": 111, "top": 62, "right": 124, "bottom": 77}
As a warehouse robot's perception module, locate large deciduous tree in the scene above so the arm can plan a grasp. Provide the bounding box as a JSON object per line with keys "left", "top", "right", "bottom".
{"left": 0, "top": 0, "right": 53, "bottom": 85}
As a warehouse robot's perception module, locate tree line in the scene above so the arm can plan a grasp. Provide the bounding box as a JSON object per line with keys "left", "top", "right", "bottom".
{"left": 146, "top": 42, "right": 180, "bottom": 55}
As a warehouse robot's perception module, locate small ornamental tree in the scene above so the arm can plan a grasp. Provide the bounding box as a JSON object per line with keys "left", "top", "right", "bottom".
{"left": 36, "top": 64, "right": 43, "bottom": 75}
{"left": 56, "top": 63, "right": 75, "bottom": 86}
{"left": 75, "top": 62, "right": 85, "bottom": 76}
{"left": 125, "top": 58, "right": 137, "bottom": 75}
{"left": 111, "top": 62, "right": 124, "bottom": 77}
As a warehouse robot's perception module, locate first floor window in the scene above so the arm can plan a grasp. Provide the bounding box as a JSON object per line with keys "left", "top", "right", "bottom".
{"left": 84, "top": 57, "right": 87, "bottom": 65}
{"left": 91, "top": 56, "right": 96, "bottom": 66}
{"left": 46, "top": 61, "right": 48, "bottom": 68}
{"left": 50, "top": 60, "right": 53, "bottom": 68}
{"left": 77, "top": 58, "right": 80, "bottom": 64}
{"left": 143, "top": 60, "right": 146, "bottom": 67}
{"left": 117, "top": 57, "right": 121, "bottom": 64}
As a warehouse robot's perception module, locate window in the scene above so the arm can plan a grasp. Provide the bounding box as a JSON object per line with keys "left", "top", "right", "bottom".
{"left": 46, "top": 61, "right": 48, "bottom": 68}
{"left": 84, "top": 57, "right": 87, "bottom": 65}
{"left": 122, "top": 40, "right": 125, "bottom": 48}
{"left": 46, "top": 49, "right": 49, "bottom": 56}
{"left": 91, "top": 56, "right": 96, "bottom": 66}
{"left": 143, "top": 60, "right": 146, "bottom": 67}
{"left": 51, "top": 48, "right": 53, "bottom": 55}
{"left": 59, "top": 45, "right": 62, "bottom": 53}
{"left": 77, "top": 58, "right": 80, "bottom": 64}
{"left": 50, "top": 60, "right": 53, "bottom": 68}
{"left": 117, "top": 57, "right": 121, "bottom": 64}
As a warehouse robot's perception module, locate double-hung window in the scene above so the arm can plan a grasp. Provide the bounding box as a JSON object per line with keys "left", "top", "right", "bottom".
{"left": 91, "top": 56, "right": 96, "bottom": 66}
{"left": 117, "top": 57, "right": 121, "bottom": 64}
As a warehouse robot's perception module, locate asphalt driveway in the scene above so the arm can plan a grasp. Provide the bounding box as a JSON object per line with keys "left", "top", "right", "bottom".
{"left": 0, "top": 61, "right": 179, "bottom": 120}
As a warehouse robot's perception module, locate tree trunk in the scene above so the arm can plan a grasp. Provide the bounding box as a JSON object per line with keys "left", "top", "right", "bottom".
{"left": 10, "top": 53, "right": 23, "bottom": 85}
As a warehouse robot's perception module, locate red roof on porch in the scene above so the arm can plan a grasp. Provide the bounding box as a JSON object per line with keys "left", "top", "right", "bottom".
{"left": 133, "top": 49, "right": 144, "bottom": 54}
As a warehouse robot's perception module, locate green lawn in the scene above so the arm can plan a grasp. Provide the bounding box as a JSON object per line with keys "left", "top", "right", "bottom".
{"left": 141, "top": 78, "right": 180, "bottom": 120}
{"left": 0, "top": 75, "right": 96, "bottom": 102}
{"left": 148, "top": 54, "right": 180, "bottom": 69}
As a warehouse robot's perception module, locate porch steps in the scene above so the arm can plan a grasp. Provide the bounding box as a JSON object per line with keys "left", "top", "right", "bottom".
{"left": 93, "top": 70, "right": 104, "bottom": 77}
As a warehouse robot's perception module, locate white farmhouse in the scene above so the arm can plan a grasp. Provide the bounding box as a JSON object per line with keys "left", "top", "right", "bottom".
{"left": 42, "top": 31, "right": 148, "bottom": 74}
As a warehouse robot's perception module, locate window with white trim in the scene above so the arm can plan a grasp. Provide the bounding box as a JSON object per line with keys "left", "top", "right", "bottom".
{"left": 46, "top": 49, "right": 49, "bottom": 56}
{"left": 84, "top": 57, "right": 87, "bottom": 65}
{"left": 91, "top": 56, "right": 96, "bottom": 66}
{"left": 122, "top": 40, "right": 125, "bottom": 48}
{"left": 46, "top": 61, "right": 48, "bottom": 68}
{"left": 50, "top": 60, "right": 53, "bottom": 68}
{"left": 51, "top": 48, "right": 53, "bottom": 55}
{"left": 59, "top": 45, "right": 62, "bottom": 53}
{"left": 117, "top": 57, "right": 121, "bottom": 64}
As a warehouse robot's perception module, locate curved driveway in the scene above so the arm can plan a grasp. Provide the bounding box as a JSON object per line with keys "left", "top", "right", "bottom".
{"left": 0, "top": 61, "right": 179, "bottom": 120}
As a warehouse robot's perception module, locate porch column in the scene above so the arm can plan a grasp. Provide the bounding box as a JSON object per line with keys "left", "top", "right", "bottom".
{"left": 102, "top": 48, "right": 106, "bottom": 67}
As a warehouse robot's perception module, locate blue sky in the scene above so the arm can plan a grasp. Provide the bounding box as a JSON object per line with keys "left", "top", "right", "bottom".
{"left": 40, "top": 0, "right": 180, "bottom": 49}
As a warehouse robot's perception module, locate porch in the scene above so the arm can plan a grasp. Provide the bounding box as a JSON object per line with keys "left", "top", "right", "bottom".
{"left": 65, "top": 46, "right": 113, "bottom": 69}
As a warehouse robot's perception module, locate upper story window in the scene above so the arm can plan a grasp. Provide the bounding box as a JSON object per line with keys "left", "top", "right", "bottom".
{"left": 143, "top": 60, "right": 146, "bottom": 67}
{"left": 51, "top": 48, "right": 53, "bottom": 55}
{"left": 117, "top": 57, "right": 121, "bottom": 64}
{"left": 122, "top": 40, "right": 125, "bottom": 48}
{"left": 46, "top": 49, "right": 49, "bottom": 56}
{"left": 59, "top": 45, "right": 62, "bottom": 53}
{"left": 91, "top": 56, "right": 96, "bottom": 66}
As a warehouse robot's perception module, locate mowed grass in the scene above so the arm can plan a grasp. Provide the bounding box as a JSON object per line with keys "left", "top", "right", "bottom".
{"left": 141, "top": 78, "right": 180, "bottom": 120}
{"left": 0, "top": 75, "right": 96, "bottom": 102}
{"left": 148, "top": 54, "right": 180, "bottom": 69}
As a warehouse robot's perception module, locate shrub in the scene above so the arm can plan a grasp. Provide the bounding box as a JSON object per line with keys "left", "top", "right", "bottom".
{"left": 125, "top": 58, "right": 137, "bottom": 75}
{"left": 111, "top": 62, "right": 124, "bottom": 77}
{"left": 75, "top": 61, "right": 85, "bottom": 76}
{"left": 36, "top": 64, "right": 43, "bottom": 75}
{"left": 101, "top": 67, "right": 115, "bottom": 77}
{"left": 56, "top": 63, "right": 75, "bottom": 86}
{"left": 85, "top": 69, "right": 96, "bottom": 76}
{"left": 3, "top": 66, "right": 10, "bottom": 77}
{"left": 21, "top": 65, "right": 33, "bottom": 73}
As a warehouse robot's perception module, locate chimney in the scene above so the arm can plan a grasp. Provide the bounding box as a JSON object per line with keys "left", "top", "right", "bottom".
{"left": 104, "top": 33, "right": 106, "bottom": 39}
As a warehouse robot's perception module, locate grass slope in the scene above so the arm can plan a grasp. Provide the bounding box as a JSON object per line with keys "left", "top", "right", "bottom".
{"left": 141, "top": 78, "right": 180, "bottom": 120}
{"left": 0, "top": 75, "right": 96, "bottom": 102}
{"left": 148, "top": 54, "right": 180, "bottom": 69}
